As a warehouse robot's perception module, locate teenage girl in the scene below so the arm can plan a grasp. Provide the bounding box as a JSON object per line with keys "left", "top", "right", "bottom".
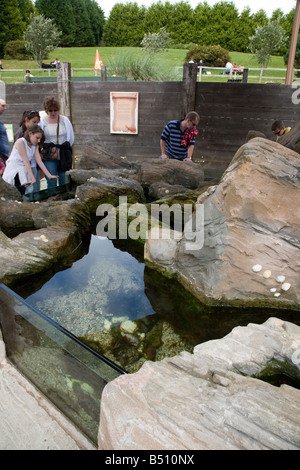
{"left": 14, "top": 110, "right": 42, "bottom": 189}
{"left": 14, "top": 110, "right": 41, "bottom": 142}
{"left": 3, "top": 124, "right": 58, "bottom": 194}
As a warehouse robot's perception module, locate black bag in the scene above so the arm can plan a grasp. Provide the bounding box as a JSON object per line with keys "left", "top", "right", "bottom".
{"left": 58, "top": 141, "right": 73, "bottom": 171}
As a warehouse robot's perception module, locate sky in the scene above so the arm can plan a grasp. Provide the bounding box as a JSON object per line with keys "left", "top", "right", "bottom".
{"left": 98, "top": 0, "right": 297, "bottom": 19}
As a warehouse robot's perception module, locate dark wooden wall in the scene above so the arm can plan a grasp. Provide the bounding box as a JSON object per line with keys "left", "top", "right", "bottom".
{"left": 195, "top": 82, "right": 300, "bottom": 171}
{"left": 3, "top": 81, "right": 299, "bottom": 175}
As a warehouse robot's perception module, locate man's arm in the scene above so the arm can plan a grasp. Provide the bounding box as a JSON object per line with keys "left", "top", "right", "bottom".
{"left": 160, "top": 138, "right": 168, "bottom": 159}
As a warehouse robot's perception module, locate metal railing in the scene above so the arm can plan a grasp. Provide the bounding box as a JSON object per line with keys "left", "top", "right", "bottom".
{"left": 1, "top": 66, "right": 300, "bottom": 83}
{"left": 175, "top": 66, "right": 300, "bottom": 83}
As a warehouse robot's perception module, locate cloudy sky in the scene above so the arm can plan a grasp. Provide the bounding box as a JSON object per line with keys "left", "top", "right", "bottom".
{"left": 99, "top": 0, "right": 297, "bottom": 19}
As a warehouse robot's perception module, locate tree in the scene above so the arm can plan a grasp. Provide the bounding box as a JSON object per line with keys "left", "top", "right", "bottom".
{"left": 17, "top": 0, "right": 35, "bottom": 23}
{"left": 141, "top": 27, "right": 171, "bottom": 53}
{"left": 0, "top": 0, "right": 25, "bottom": 57}
{"left": 83, "top": 0, "right": 105, "bottom": 45}
{"left": 35, "top": 0, "right": 76, "bottom": 46}
{"left": 249, "top": 20, "right": 288, "bottom": 67}
{"left": 103, "top": 3, "right": 146, "bottom": 46}
{"left": 23, "top": 14, "right": 62, "bottom": 66}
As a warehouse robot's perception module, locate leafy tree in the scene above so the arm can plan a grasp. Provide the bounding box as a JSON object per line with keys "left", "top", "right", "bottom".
{"left": 17, "top": 0, "right": 35, "bottom": 23}
{"left": 249, "top": 19, "right": 288, "bottom": 67}
{"left": 35, "top": 0, "right": 76, "bottom": 46}
{"left": 0, "top": 0, "right": 25, "bottom": 57}
{"left": 69, "top": 0, "right": 95, "bottom": 46}
{"left": 24, "top": 14, "right": 62, "bottom": 65}
{"left": 141, "top": 27, "right": 171, "bottom": 53}
{"left": 83, "top": 0, "right": 105, "bottom": 45}
{"left": 103, "top": 3, "right": 146, "bottom": 46}
{"left": 143, "top": 1, "right": 174, "bottom": 33}
{"left": 168, "top": 2, "right": 195, "bottom": 44}
{"left": 284, "top": 36, "right": 300, "bottom": 71}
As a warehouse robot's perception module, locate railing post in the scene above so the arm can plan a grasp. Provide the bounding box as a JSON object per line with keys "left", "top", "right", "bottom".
{"left": 182, "top": 62, "right": 198, "bottom": 116}
{"left": 56, "top": 62, "right": 72, "bottom": 121}
{"left": 242, "top": 68, "right": 248, "bottom": 83}
{"left": 101, "top": 66, "right": 107, "bottom": 81}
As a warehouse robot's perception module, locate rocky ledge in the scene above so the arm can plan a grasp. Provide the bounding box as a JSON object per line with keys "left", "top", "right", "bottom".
{"left": 98, "top": 317, "right": 300, "bottom": 450}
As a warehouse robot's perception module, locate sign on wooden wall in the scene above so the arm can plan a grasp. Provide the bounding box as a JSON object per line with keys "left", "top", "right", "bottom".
{"left": 110, "top": 92, "right": 138, "bottom": 134}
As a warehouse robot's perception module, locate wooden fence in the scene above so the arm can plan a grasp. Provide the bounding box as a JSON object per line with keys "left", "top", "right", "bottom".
{"left": 2, "top": 63, "right": 299, "bottom": 176}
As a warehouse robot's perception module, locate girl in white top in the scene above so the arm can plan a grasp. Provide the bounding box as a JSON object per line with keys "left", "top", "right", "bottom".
{"left": 3, "top": 125, "right": 58, "bottom": 194}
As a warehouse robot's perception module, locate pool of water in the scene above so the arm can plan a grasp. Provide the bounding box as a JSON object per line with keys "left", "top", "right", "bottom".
{"left": 13, "top": 234, "right": 300, "bottom": 373}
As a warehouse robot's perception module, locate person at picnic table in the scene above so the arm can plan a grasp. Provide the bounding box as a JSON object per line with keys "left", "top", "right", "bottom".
{"left": 160, "top": 111, "right": 200, "bottom": 161}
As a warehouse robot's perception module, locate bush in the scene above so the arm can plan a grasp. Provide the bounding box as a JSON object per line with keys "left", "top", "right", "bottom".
{"left": 185, "top": 45, "right": 231, "bottom": 66}
{"left": 4, "top": 40, "right": 30, "bottom": 60}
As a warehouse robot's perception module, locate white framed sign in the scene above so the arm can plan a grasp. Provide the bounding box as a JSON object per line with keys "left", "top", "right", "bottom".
{"left": 110, "top": 92, "right": 138, "bottom": 134}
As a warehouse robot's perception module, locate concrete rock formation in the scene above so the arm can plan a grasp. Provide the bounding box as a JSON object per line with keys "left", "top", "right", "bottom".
{"left": 98, "top": 317, "right": 300, "bottom": 450}
{"left": 145, "top": 138, "right": 300, "bottom": 309}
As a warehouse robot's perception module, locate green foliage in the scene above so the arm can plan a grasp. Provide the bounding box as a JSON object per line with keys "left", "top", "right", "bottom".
{"left": 103, "top": 3, "right": 146, "bottom": 46}
{"left": 23, "top": 14, "right": 62, "bottom": 66}
{"left": 284, "top": 36, "right": 300, "bottom": 69}
{"left": 17, "top": 0, "right": 35, "bottom": 23}
{"left": 249, "top": 19, "right": 288, "bottom": 67}
{"left": 35, "top": 0, "right": 104, "bottom": 47}
{"left": 4, "top": 40, "right": 30, "bottom": 60}
{"left": 0, "top": 0, "right": 26, "bottom": 57}
{"left": 141, "top": 27, "right": 171, "bottom": 53}
{"left": 185, "top": 44, "right": 231, "bottom": 67}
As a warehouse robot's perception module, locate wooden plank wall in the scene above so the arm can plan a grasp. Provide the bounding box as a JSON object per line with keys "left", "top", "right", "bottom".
{"left": 195, "top": 82, "right": 300, "bottom": 171}
{"left": 70, "top": 80, "right": 182, "bottom": 160}
{"left": 3, "top": 81, "right": 299, "bottom": 174}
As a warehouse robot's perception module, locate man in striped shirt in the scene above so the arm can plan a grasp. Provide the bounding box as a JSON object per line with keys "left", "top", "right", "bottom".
{"left": 160, "top": 111, "right": 200, "bottom": 161}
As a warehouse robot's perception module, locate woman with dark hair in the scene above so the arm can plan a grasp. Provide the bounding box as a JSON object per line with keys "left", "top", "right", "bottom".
{"left": 14, "top": 110, "right": 40, "bottom": 142}
{"left": 3, "top": 125, "right": 58, "bottom": 194}
{"left": 39, "top": 96, "right": 74, "bottom": 188}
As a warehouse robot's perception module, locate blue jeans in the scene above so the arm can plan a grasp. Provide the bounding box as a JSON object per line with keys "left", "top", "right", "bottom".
{"left": 44, "top": 160, "right": 65, "bottom": 188}
{"left": 25, "top": 166, "right": 40, "bottom": 194}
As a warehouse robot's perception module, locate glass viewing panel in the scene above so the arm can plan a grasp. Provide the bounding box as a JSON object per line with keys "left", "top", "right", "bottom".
{"left": 0, "top": 283, "right": 125, "bottom": 445}
{"left": 22, "top": 175, "right": 72, "bottom": 202}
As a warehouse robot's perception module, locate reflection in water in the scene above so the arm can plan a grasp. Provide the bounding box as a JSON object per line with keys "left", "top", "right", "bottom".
{"left": 12, "top": 235, "right": 300, "bottom": 373}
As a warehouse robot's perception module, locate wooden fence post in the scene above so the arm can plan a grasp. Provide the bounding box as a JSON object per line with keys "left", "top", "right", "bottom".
{"left": 101, "top": 65, "right": 107, "bottom": 81}
{"left": 56, "top": 62, "right": 72, "bottom": 120}
{"left": 182, "top": 63, "right": 198, "bottom": 117}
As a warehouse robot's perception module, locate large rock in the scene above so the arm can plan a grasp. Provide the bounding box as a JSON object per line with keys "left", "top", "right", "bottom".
{"left": 98, "top": 317, "right": 300, "bottom": 450}
{"left": 137, "top": 158, "right": 204, "bottom": 189}
{"left": 145, "top": 138, "right": 300, "bottom": 309}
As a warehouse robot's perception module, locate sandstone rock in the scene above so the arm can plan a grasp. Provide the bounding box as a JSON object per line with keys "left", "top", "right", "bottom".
{"left": 145, "top": 138, "right": 300, "bottom": 308}
{"left": 75, "top": 140, "right": 133, "bottom": 170}
{"left": 137, "top": 158, "right": 204, "bottom": 189}
{"left": 98, "top": 317, "right": 300, "bottom": 450}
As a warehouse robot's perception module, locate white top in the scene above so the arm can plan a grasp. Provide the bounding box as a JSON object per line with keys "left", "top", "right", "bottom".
{"left": 39, "top": 115, "right": 74, "bottom": 146}
{"left": 3, "top": 137, "right": 36, "bottom": 186}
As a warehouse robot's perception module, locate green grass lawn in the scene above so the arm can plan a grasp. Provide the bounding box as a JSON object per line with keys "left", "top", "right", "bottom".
{"left": 0, "top": 47, "right": 288, "bottom": 83}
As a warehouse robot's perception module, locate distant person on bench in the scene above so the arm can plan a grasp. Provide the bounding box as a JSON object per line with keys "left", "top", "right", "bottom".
{"left": 24, "top": 70, "right": 33, "bottom": 81}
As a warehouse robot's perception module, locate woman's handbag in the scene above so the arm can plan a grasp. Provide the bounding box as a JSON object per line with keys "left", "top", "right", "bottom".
{"left": 40, "top": 117, "right": 59, "bottom": 161}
